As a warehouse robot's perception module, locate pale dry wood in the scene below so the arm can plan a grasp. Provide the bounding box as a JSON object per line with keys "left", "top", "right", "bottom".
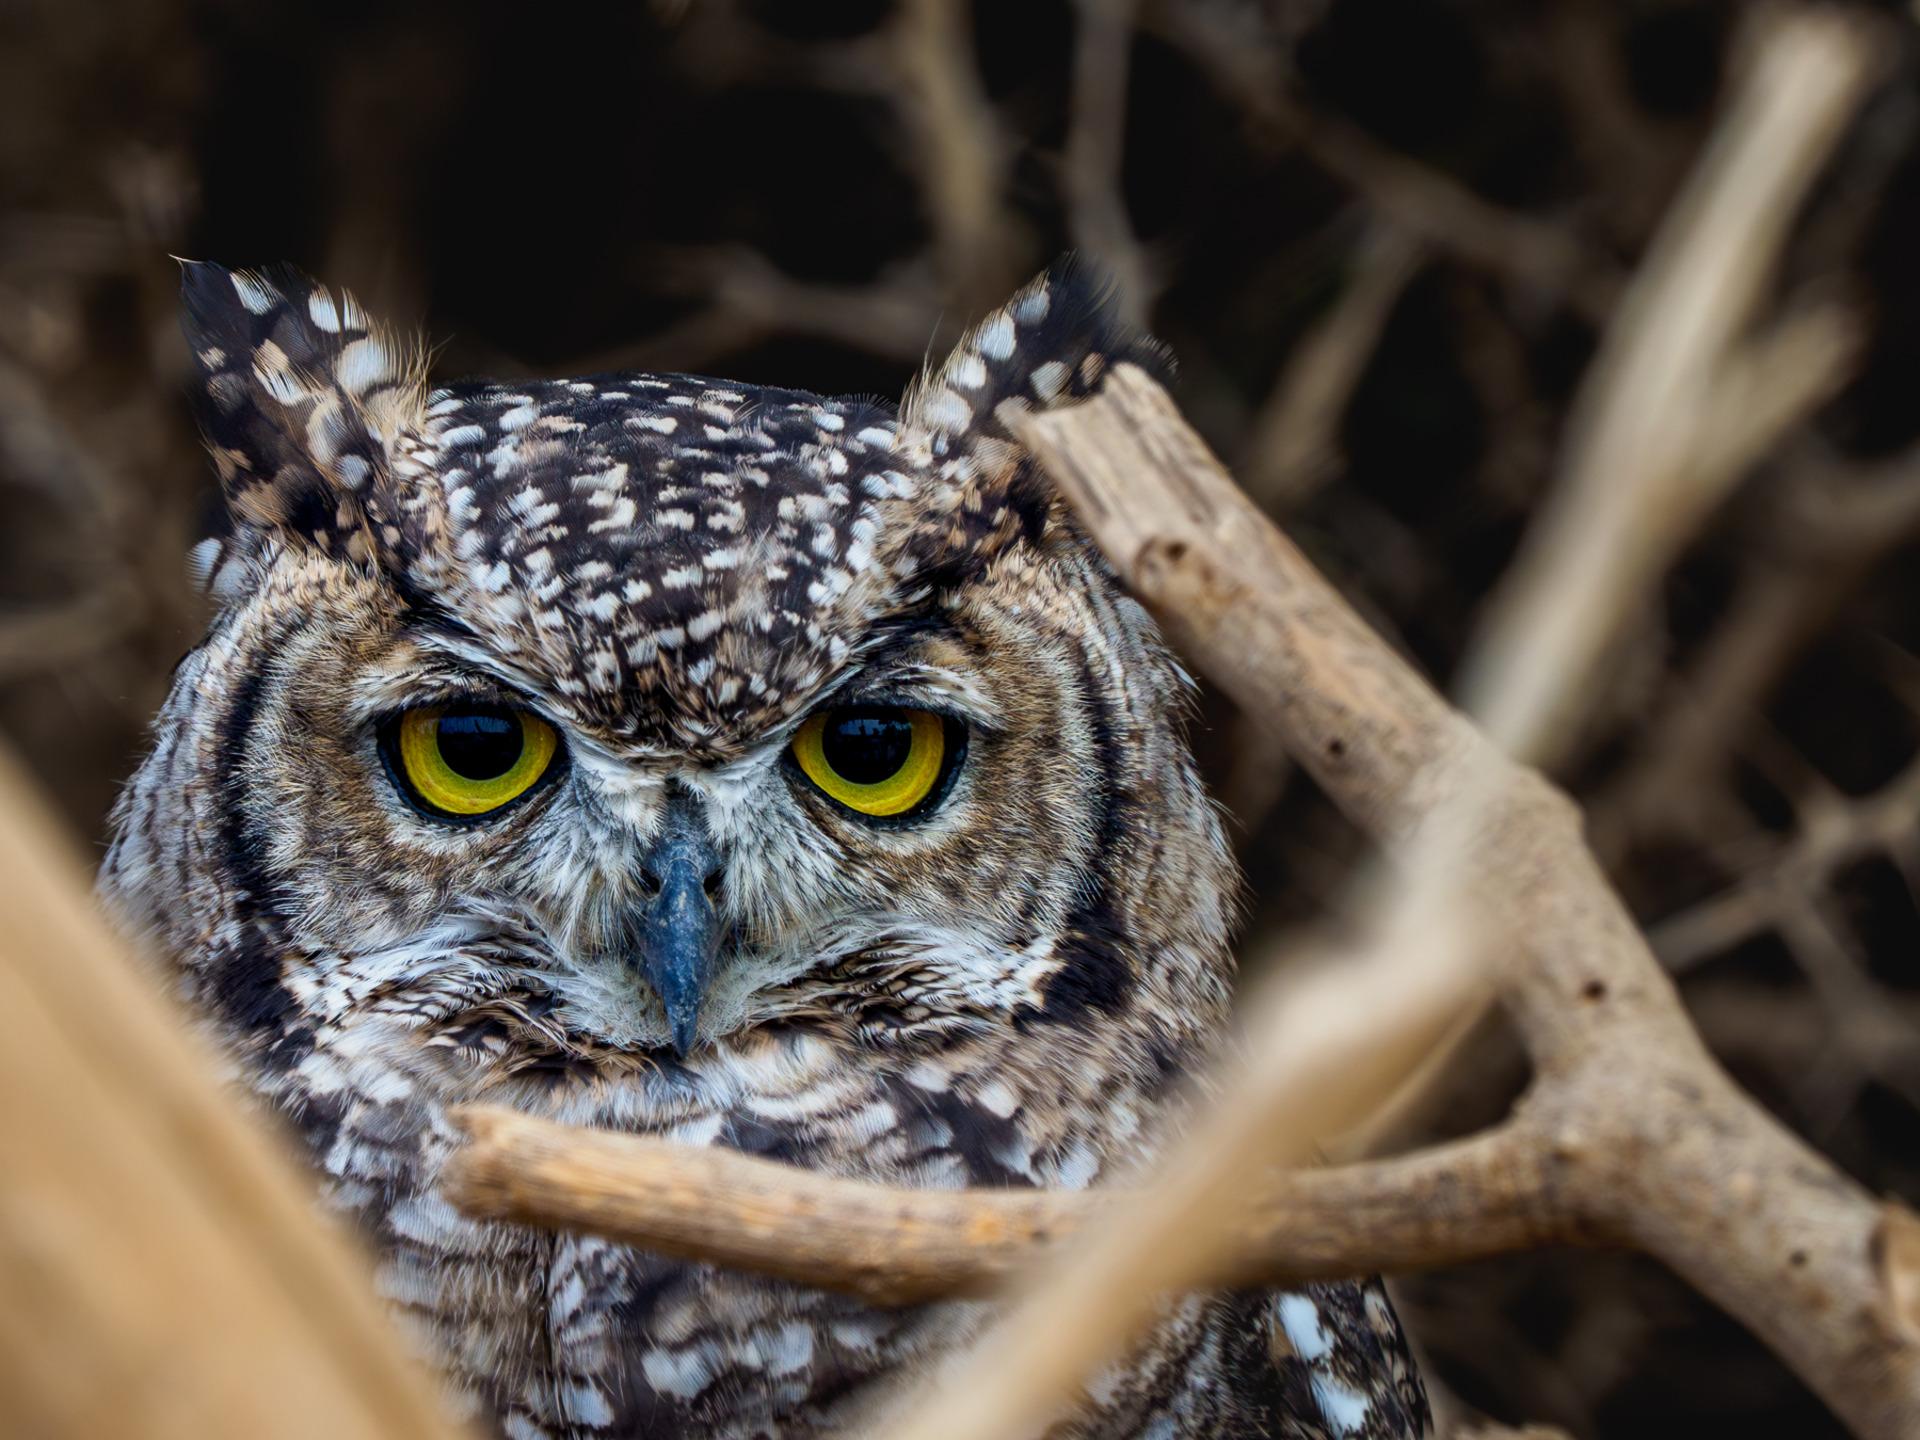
{"left": 1455, "top": 10, "right": 1876, "bottom": 769}
{"left": 443, "top": 1106, "right": 1563, "bottom": 1308}
{"left": 449, "top": 359, "right": 1920, "bottom": 1440}
{"left": 0, "top": 745, "right": 471, "bottom": 1440}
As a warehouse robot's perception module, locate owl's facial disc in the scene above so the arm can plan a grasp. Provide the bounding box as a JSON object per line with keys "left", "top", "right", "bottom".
{"left": 251, "top": 569, "right": 1106, "bottom": 1059}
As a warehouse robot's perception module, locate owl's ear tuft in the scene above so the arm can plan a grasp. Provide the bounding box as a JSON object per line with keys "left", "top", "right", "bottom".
{"left": 896, "top": 256, "right": 1173, "bottom": 566}
{"left": 901, "top": 254, "right": 1173, "bottom": 448}
{"left": 178, "top": 261, "right": 427, "bottom": 589}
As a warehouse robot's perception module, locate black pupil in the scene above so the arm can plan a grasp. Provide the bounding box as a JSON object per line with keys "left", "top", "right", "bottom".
{"left": 822, "top": 708, "right": 915, "bottom": 786}
{"left": 436, "top": 709, "right": 523, "bottom": 780}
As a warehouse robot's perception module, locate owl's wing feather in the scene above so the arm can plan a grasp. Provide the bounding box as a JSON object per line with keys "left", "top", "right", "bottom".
{"left": 1262, "top": 1281, "right": 1435, "bottom": 1439}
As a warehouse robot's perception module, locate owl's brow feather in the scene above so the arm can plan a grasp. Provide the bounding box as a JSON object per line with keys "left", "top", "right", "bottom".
{"left": 788, "top": 610, "right": 1003, "bottom": 726}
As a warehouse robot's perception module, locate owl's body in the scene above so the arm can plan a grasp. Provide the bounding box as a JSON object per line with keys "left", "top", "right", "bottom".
{"left": 101, "top": 260, "right": 1431, "bottom": 1440}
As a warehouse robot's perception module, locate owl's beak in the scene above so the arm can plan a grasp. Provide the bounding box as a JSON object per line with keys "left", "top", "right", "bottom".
{"left": 631, "top": 788, "right": 725, "bottom": 1057}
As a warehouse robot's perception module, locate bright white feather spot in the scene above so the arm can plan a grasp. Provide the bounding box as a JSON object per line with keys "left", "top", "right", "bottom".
{"left": 1276, "top": 1294, "right": 1333, "bottom": 1360}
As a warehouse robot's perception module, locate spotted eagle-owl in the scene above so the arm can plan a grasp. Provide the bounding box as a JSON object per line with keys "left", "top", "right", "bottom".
{"left": 100, "top": 258, "right": 1432, "bottom": 1440}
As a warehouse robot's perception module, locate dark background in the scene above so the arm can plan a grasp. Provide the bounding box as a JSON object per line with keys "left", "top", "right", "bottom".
{"left": 5, "top": 0, "right": 1920, "bottom": 1434}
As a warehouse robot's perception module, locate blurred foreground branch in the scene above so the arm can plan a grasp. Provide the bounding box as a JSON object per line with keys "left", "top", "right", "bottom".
{"left": 0, "top": 749, "right": 469, "bottom": 1438}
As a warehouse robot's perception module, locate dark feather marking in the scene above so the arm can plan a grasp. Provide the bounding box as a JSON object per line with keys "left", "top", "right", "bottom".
{"left": 892, "top": 1080, "right": 1036, "bottom": 1187}
{"left": 205, "top": 661, "right": 312, "bottom": 1070}
{"left": 1028, "top": 643, "right": 1135, "bottom": 1025}
{"left": 1035, "top": 901, "right": 1133, "bottom": 1021}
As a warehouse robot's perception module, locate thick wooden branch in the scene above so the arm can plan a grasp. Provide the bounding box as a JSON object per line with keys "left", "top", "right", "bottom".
{"left": 444, "top": 1107, "right": 1577, "bottom": 1308}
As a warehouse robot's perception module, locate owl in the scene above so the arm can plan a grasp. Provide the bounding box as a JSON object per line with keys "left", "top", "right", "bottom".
{"left": 100, "top": 257, "right": 1432, "bottom": 1440}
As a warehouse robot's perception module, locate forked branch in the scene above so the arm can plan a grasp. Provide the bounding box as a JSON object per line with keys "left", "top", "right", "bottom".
{"left": 446, "top": 364, "right": 1920, "bottom": 1440}
{"left": 443, "top": 13, "right": 1920, "bottom": 1439}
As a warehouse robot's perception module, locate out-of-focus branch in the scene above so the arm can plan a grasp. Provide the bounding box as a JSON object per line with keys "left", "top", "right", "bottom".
{"left": 1238, "top": 215, "right": 1427, "bottom": 511}
{"left": 1064, "top": 0, "right": 1151, "bottom": 326}
{"left": 1649, "top": 738, "right": 1920, "bottom": 972}
{"left": 0, "top": 745, "right": 471, "bottom": 1439}
{"left": 1591, "top": 437, "right": 1920, "bottom": 860}
{"left": 1303, "top": 117, "right": 1621, "bottom": 325}
{"left": 1543, "top": 0, "right": 1697, "bottom": 251}
{"left": 646, "top": 0, "right": 1020, "bottom": 354}
{"left": 572, "top": 249, "right": 945, "bottom": 375}
{"left": 887, "top": 0, "right": 1022, "bottom": 317}
{"left": 0, "top": 351, "right": 124, "bottom": 518}
{"left": 0, "top": 212, "right": 130, "bottom": 277}
{"left": 1455, "top": 11, "right": 1876, "bottom": 769}
{"left": 0, "top": 590, "right": 131, "bottom": 682}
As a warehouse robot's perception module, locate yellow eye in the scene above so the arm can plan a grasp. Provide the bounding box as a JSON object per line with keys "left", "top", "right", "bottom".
{"left": 392, "top": 705, "right": 558, "bottom": 818}
{"left": 791, "top": 706, "right": 948, "bottom": 818}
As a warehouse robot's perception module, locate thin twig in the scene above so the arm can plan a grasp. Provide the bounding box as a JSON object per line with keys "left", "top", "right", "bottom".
{"left": 445, "top": 1092, "right": 1564, "bottom": 1308}
{"left": 1064, "top": 0, "right": 1152, "bottom": 326}
{"left": 887, "top": 0, "right": 1021, "bottom": 317}
{"left": 1238, "top": 214, "right": 1427, "bottom": 511}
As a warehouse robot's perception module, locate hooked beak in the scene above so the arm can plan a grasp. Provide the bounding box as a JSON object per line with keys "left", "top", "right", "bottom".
{"left": 630, "top": 787, "right": 725, "bottom": 1057}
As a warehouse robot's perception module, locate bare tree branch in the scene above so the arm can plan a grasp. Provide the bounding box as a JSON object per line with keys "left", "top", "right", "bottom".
{"left": 444, "top": 1105, "right": 1569, "bottom": 1309}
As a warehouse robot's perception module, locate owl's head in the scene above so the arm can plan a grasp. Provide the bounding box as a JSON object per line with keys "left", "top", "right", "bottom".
{"left": 109, "top": 260, "right": 1233, "bottom": 1085}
